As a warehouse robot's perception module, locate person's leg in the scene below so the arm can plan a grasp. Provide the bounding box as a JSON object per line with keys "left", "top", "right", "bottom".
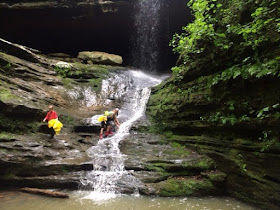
{"left": 100, "top": 122, "right": 105, "bottom": 139}
{"left": 107, "top": 125, "right": 114, "bottom": 135}
{"left": 105, "top": 125, "right": 111, "bottom": 136}
{"left": 49, "top": 128, "right": 55, "bottom": 139}
{"left": 100, "top": 128, "right": 104, "bottom": 139}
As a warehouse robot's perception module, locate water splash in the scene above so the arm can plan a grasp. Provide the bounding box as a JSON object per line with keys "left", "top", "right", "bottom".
{"left": 68, "top": 73, "right": 131, "bottom": 107}
{"left": 80, "top": 70, "right": 163, "bottom": 201}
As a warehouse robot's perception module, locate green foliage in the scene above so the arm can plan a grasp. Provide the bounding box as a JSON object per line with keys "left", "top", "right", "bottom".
{"left": 259, "top": 131, "right": 276, "bottom": 152}
{"left": 54, "top": 66, "right": 72, "bottom": 77}
{"left": 203, "top": 112, "right": 249, "bottom": 125}
{"left": 256, "top": 104, "right": 279, "bottom": 120}
{"left": 211, "top": 58, "right": 280, "bottom": 86}
{"left": 233, "top": 153, "right": 247, "bottom": 173}
{"left": 170, "top": 0, "right": 280, "bottom": 79}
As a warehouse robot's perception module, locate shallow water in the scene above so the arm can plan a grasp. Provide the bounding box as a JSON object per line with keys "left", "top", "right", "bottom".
{"left": 0, "top": 191, "right": 257, "bottom": 210}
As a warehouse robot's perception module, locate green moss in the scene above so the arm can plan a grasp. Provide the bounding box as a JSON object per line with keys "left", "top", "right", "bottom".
{"left": 145, "top": 164, "right": 166, "bottom": 173}
{"left": 158, "top": 178, "right": 214, "bottom": 197}
{"left": 169, "top": 142, "right": 190, "bottom": 157}
{"left": 0, "top": 132, "right": 15, "bottom": 139}
{"left": 0, "top": 87, "right": 21, "bottom": 102}
{"left": 183, "top": 158, "right": 215, "bottom": 171}
{"left": 207, "top": 172, "right": 227, "bottom": 182}
{"left": 197, "top": 158, "right": 215, "bottom": 170}
{"left": 0, "top": 113, "right": 39, "bottom": 134}
{"left": 61, "top": 77, "right": 73, "bottom": 87}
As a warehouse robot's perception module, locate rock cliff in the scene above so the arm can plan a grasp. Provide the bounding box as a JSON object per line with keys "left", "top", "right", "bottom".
{"left": 147, "top": 0, "right": 280, "bottom": 209}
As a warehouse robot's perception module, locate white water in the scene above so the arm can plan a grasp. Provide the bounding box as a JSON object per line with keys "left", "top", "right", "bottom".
{"left": 80, "top": 70, "right": 164, "bottom": 201}
{"left": 131, "top": 0, "right": 162, "bottom": 71}
{"left": 68, "top": 73, "right": 130, "bottom": 107}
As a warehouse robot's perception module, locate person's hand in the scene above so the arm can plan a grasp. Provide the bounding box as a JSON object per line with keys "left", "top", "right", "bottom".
{"left": 43, "top": 119, "right": 46, "bottom": 122}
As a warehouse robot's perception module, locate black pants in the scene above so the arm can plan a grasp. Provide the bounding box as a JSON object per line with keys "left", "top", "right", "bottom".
{"left": 49, "top": 128, "right": 55, "bottom": 138}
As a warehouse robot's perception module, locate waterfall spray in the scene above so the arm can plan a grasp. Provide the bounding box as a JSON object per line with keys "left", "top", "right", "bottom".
{"left": 80, "top": 70, "right": 162, "bottom": 201}
{"left": 131, "top": 0, "right": 162, "bottom": 71}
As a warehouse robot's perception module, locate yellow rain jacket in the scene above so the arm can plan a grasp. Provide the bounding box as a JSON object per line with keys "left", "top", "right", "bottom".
{"left": 48, "top": 119, "right": 63, "bottom": 135}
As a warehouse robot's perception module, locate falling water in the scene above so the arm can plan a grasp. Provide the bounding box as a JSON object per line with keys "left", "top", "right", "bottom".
{"left": 80, "top": 70, "right": 163, "bottom": 201}
{"left": 131, "top": 0, "right": 163, "bottom": 71}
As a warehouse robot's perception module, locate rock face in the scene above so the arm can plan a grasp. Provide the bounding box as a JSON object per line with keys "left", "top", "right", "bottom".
{"left": 147, "top": 74, "right": 280, "bottom": 210}
{"left": 78, "top": 51, "right": 123, "bottom": 65}
{"left": 0, "top": 38, "right": 125, "bottom": 189}
{"left": 146, "top": 3, "right": 280, "bottom": 209}
{"left": 120, "top": 130, "right": 226, "bottom": 197}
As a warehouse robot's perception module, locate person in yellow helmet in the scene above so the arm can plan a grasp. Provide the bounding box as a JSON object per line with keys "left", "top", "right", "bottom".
{"left": 99, "top": 108, "right": 120, "bottom": 139}
{"left": 106, "top": 108, "right": 120, "bottom": 136}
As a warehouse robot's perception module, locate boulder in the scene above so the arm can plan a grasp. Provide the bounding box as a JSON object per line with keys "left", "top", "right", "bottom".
{"left": 54, "top": 61, "right": 73, "bottom": 69}
{"left": 78, "top": 51, "right": 123, "bottom": 65}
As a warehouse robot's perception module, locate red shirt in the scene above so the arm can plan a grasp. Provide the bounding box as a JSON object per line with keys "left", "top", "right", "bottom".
{"left": 44, "top": 111, "right": 58, "bottom": 121}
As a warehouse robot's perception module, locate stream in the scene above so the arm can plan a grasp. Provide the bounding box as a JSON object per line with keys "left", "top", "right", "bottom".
{"left": 0, "top": 191, "right": 257, "bottom": 210}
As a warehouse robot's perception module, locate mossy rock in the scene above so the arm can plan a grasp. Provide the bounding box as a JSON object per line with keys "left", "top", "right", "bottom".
{"left": 206, "top": 171, "right": 227, "bottom": 182}
{"left": 0, "top": 87, "right": 21, "bottom": 103}
{"left": 156, "top": 177, "right": 216, "bottom": 197}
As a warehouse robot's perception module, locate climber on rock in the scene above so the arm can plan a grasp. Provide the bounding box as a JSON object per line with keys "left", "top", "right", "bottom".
{"left": 43, "top": 105, "right": 63, "bottom": 139}
{"left": 98, "top": 108, "right": 120, "bottom": 139}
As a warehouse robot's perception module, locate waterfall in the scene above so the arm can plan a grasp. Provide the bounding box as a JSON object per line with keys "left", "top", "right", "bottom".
{"left": 80, "top": 70, "right": 163, "bottom": 201}
{"left": 131, "top": 0, "right": 163, "bottom": 71}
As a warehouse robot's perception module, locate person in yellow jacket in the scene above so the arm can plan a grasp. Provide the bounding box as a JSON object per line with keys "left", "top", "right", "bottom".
{"left": 98, "top": 108, "right": 120, "bottom": 139}
{"left": 43, "top": 105, "right": 63, "bottom": 139}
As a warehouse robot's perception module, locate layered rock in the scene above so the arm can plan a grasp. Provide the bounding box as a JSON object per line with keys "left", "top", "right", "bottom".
{"left": 0, "top": 38, "right": 125, "bottom": 189}
{"left": 147, "top": 73, "right": 280, "bottom": 210}
{"left": 120, "top": 131, "right": 226, "bottom": 197}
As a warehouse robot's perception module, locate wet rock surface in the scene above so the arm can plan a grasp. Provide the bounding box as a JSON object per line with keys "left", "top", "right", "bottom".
{"left": 0, "top": 38, "right": 124, "bottom": 190}
{"left": 120, "top": 129, "right": 226, "bottom": 197}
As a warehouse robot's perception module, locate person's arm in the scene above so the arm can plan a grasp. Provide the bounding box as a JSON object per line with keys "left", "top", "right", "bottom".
{"left": 43, "top": 112, "right": 49, "bottom": 122}
{"left": 114, "top": 115, "right": 121, "bottom": 127}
